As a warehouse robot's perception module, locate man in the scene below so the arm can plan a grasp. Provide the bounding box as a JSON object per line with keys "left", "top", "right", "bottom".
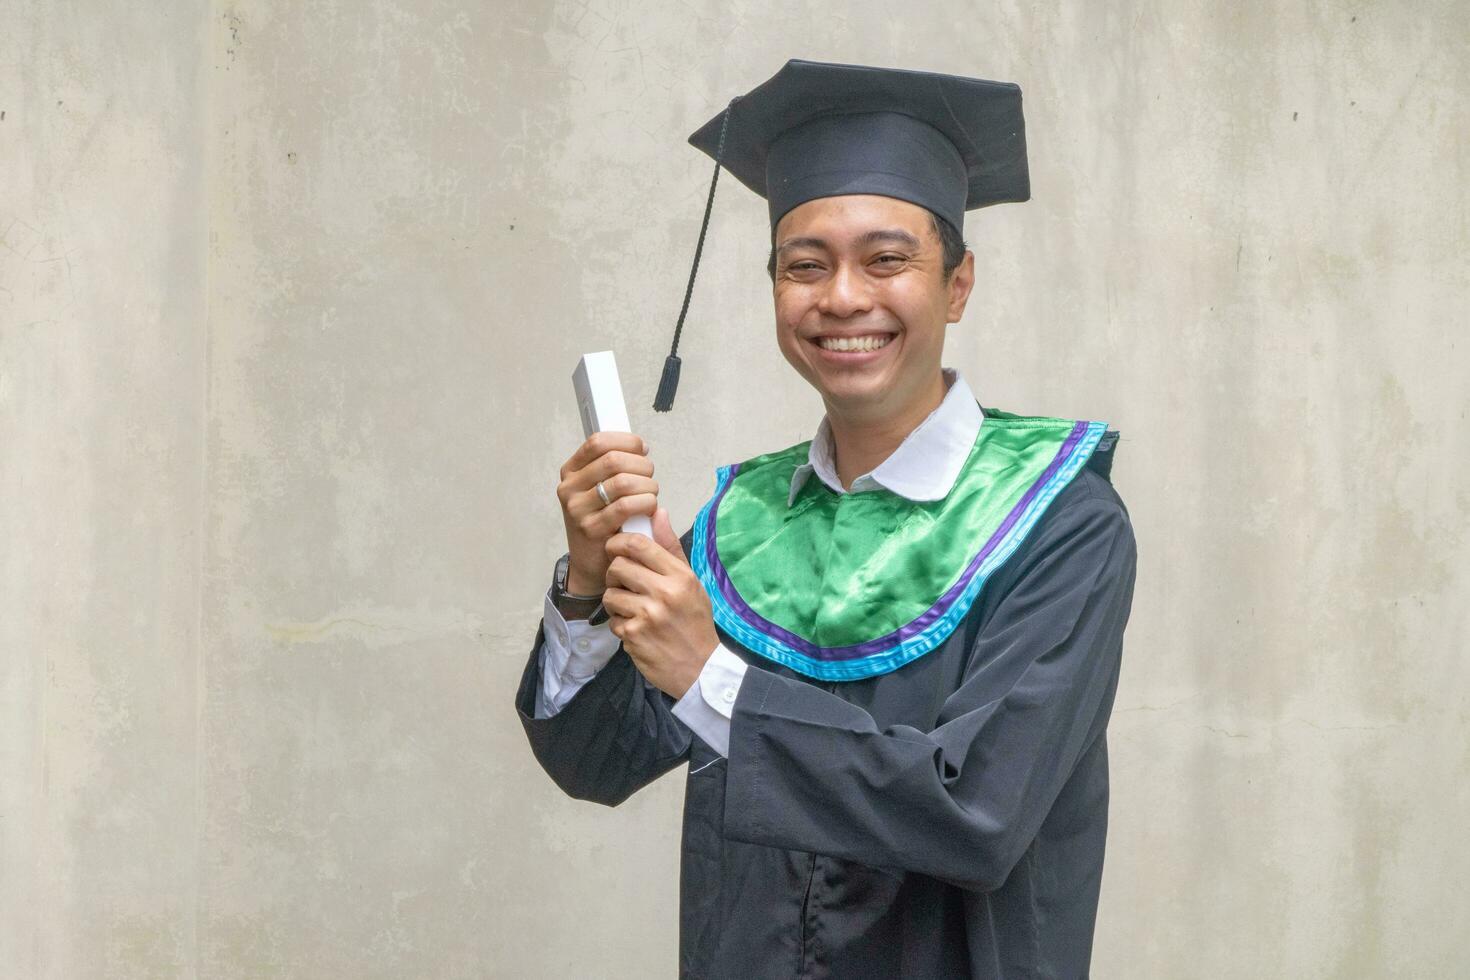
{"left": 514, "top": 59, "right": 1137, "bottom": 979}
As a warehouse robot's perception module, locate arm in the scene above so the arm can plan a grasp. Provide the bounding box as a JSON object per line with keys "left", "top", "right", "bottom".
{"left": 515, "top": 621, "right": 692, "bottom": 805}
{"left": 720, "top": 481, "right": 1137, "bottom": 892}
{"left": 517, "top": 431, "right": 694, "bottom": 803}
{"left": 535, "top": 589, "right": 621, "bottom": 718}
{"left": 668, "top": 642, "right": 747, "bottom": 756}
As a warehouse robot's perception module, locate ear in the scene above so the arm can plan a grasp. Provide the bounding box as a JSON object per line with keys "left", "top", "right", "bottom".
{"left": 946, "top": 250, "right": 976, "bottom": 323}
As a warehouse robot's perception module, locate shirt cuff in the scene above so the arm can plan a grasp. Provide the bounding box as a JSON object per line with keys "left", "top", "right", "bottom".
{"left": 536, "top": 587, "right": 621, "bottom": 718}
{"left": 670, "top": 642, "right": 748, "bottom": 757}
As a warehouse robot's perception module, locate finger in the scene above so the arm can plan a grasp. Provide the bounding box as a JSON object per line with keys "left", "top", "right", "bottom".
{"left": 563, "top": 432, "right": 647, "bottom": 476}
{"left": 606, "top": 529, "right": 678, "bottom": 576}
{"left": 604, "top": 554, "right": 663, "bottom": 597}
{"left": 559, "top": 451, "right": 655, "bottom": 500}
{"left": 560, "top": 433, "right": 649, "bottom": 479}
{"left": 563, "top": 473, "right": 660, "bottom": 520}
{"left": 567, "top": 493, "right": 655, "bottom": 549}
{"left": 582, "top": 492, "right": 659, "bottom": 539}
{"left": 600, "top": 586, "right": 645, "bottom": 621}
{"left": 584, "top": 450, "right": 655, "bottom": 486}
{"left": 652, "top": 507, "right": 686, "bottom": 562}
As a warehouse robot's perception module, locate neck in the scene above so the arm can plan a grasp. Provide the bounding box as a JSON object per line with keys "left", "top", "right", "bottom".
{"left": 826, "top": 371, "right": 949, "bottom": 490}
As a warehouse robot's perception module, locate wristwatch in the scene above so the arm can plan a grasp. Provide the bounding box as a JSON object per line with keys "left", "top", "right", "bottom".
{"left": 551, "top": 552, "right": 605, "bottom": 622}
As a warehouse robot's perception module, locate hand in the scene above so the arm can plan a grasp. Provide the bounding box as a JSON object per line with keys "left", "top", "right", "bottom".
{"left": 602, "top": 507, "right": 719, "bottom": 699}
{"left": 556, "top": 431, "right": 658, "bottom": 595}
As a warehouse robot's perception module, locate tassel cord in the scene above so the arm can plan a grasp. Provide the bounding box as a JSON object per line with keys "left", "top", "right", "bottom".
{"left": 654, "top": 96, "right": 738, "bottom": 412}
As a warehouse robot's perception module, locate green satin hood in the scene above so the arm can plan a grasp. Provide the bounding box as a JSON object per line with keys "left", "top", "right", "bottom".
{"left": 691, "top": 412, "right": 1109, "bottom": 680}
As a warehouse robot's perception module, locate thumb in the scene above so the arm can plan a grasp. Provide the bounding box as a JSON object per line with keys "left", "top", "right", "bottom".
{"left": 652, "top": 507, "right": 686, "bottom": 562}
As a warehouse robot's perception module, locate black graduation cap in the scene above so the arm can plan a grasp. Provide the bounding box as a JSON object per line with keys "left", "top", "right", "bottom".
{"left": 653, "top": 58, "right": 1030, "bottom": 412}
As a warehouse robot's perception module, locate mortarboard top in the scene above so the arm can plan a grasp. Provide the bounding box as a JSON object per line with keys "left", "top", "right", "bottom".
{"left": 653, "top": 58, "right": 1030, "bottom": 412}
{"left": 690, "top": 58, "right": 1029, "bottom": 233}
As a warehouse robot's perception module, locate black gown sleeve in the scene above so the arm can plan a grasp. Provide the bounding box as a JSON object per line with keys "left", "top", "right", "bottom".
{"left": 513, "top": 553, "right": 696, "bottom": 806}
{"left": 720, "top": 474, "right": 1137, "bottom": 891}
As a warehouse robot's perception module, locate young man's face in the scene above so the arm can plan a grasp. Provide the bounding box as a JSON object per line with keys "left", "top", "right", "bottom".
{"left": 771, "top": 194, "right": 975, "bottom": 424}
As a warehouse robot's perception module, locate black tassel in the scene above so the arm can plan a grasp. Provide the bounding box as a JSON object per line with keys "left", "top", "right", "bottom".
{"left": 652, "top": 354, "right": 682, "bottom": 413}
{"left": 652, "top": 96, "right": 738, "bottom": 413}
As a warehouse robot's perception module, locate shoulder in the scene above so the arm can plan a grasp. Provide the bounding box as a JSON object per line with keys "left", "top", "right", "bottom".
{"left": 1063, "top": 466, "right": 1130, "bottom": 524}
{"left": 999, "top": 449, "right": 1134, "bottom": 587}
{"left": 1021, "top": 416, "right": 1130, "bottom": 534}
{"left": 970, "top": 467, "right": 1135, "bottom": 621}
{"left": 1018, "top": 466, "right": 1135, "bottom": 572}
{"left": 977, "top": 410, "right": 1131, "bottom": 539}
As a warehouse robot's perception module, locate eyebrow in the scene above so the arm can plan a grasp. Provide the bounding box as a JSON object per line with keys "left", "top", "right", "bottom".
{"left": 775, "top": 228, "right": 923, "bottom": 255}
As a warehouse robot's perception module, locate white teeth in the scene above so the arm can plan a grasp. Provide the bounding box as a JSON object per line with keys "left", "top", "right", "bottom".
{"left": 816, "top": 334, "right": 892, "bottom": 352}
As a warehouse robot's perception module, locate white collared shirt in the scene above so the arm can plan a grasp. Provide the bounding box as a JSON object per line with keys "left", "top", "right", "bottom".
{"left": 789, "top": 367, "right": 983, "bottom": 505}
{"left": 534, "top": 367, "right": 985, "bottom": 757}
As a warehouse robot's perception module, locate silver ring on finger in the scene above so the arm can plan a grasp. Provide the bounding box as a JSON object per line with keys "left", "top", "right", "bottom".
{"left": 595, "top": 480, "right": 612, "bottom": 508}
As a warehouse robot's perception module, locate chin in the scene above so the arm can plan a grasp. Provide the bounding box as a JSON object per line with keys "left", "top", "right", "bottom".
{"left": 814, "top": 373, "right": 895, "bottom": 408}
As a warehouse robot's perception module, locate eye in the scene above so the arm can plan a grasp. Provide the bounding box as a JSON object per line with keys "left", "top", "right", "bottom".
{"left": 874, "top": 253, "right": 906, "bottom": 265}
{"left": 784, "top": 260, "right": 823, "bottom": 274}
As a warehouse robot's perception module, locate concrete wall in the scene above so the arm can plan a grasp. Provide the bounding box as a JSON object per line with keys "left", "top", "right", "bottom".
{"left": 3, "top": 1, "right": 1466, "bottom": 976}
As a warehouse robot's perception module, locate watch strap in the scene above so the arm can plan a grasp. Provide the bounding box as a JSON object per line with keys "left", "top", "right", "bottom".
{"left": 552, "top": 553, "right": 606, "bottom": 621}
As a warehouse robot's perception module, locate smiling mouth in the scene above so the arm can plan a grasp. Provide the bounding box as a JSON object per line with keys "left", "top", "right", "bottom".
{"left": 813, "top": 333, "right": 895, "bottom": 353}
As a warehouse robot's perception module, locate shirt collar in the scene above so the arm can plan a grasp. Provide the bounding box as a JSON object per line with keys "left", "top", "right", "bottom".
{"left": 788, "top": 367, "right": 984, "bottom": 507}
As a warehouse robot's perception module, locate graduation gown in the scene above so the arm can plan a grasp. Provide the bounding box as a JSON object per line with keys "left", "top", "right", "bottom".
{"left": 514, "top": 444, "right": 1136, "bottom": 979}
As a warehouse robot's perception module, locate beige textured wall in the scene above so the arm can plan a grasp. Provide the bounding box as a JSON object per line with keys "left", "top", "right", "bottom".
{"left": 3, "top": 1, "right": 1467, "bottom": 977}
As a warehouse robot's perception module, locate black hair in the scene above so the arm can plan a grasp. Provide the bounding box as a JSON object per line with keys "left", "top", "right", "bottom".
{"left": 766, "top": 209, "right": 967, "bottom": 281}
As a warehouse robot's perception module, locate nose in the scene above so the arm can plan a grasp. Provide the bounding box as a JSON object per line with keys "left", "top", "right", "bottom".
{"left": 816, "top": 261, "right": 873, "bottom": 319}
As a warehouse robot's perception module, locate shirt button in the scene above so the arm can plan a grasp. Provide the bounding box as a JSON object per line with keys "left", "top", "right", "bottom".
{"left": 721, "top": 687, "right": 737, "bottom": 704}
{"left": 574, "top": 638, "right": 591, "bottom": 653}
{"left": 555, "top": 627, "right": 568, "bottom": 646}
